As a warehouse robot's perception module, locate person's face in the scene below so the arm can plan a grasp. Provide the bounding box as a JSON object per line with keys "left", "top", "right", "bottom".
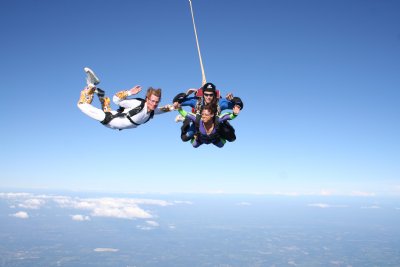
{"left": 146, "top": 94, "right": 160, "bottom": 111}
{"left": 201, "top": 109, "right": 214, "bottom": 123}
{"left": 203, "top": 91, "right": 214, "bottom": 104}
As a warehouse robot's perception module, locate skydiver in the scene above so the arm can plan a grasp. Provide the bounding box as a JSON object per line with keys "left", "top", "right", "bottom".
{"left": 77, "top": 67, "right": 173, "bottom": 130}
{"left": 172, "top": 82, "right": 243, "bottom": 142}
{"left": 176, "top": 103, "right": 240, "bottom": 148}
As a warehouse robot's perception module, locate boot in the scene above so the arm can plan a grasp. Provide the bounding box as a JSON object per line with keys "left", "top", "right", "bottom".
{"left": 78, "top": 85, "right": 96, "bottom": 105}
{"left": 100, "top": 96, "right": 111, "bottom": 112}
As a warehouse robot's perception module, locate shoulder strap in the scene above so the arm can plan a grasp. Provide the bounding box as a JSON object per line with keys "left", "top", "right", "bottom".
{"left": 194, "top": 98, "right": 202, "bottom": 115}
{"left": 124, "top": 98, "right": 154, "bottom": 125}
{"left": 214, "top": 116, "right": 220, "bottom": 129}
{"left": 195, "top": 114, "right": 201, "bottom": 130}
{"left": 127, "top": 98, "right": 146, "bottom": 117}
{"left": 194, "top": 114, "right": 201, "bottom": 137}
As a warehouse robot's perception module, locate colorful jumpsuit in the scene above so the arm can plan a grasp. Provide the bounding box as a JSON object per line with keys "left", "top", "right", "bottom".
{"left": 178, "top": 109, "right": 237, "bottom": 148}
{"left": 77, "top": 89, "right": 167, "bottom": 130}
{"left": 179, "top": 97, "right": 236, "bottom": 139}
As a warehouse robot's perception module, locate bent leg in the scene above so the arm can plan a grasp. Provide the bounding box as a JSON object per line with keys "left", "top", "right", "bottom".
{"left": 186, "top": 123, "right": 195, "bottom": 139}
{"left": 213, "top": 138, "right": 226, "bottom": 148}
{"left": 191, "top": 138, "right": 201, "bottom": 148}
{"left": 78, "top": 86, "right": 95, "bottom": 105}
{"left": 181, "top": 118, "right": 192, "bottom": 142}
{"left": 77, "top": 86, "right": 106, "bottom": 122}
{"left": 219, "top": 121, "right": 236, "bottom": 142}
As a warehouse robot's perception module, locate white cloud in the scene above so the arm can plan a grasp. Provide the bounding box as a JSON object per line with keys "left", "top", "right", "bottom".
{"left": 145, "top": 220, "right": 159, "bottom": 227}
{"left": 93, "top": 248, "right": 119, "bottom": 252}
{"left": 52, "top": 197, "right": 175, "bottom": 220}
{"left": 237, "top": 202, "right": 251, "bottom": 206}
{"left": 136, "top": 225, "right": 152, "bottom": 230}
{"left": 137, "top": 220, "right": 160, "bottom": 230}
{"left": 92, "top": 205, "right": 152, "bottom": 219}
{"left": 71, "top": 214, "right": 91, "bottom": 221}
{"left": 10, "top": 211, "right": 29, "bottom": 219}
{"left": 308, "top": 203, "right": 348, "bottom": 208}
{"left": 0, "top": 192, "right": 194, "bottom": 221}
{"left": 18, "top": 198, "right": 46, "bottom": 209}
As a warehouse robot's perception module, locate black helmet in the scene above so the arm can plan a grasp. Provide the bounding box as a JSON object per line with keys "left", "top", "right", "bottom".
{"left": 202, "top": 82, "right": 216, "bottom": 93}
{"left": 232, "top": 97, "right": 243, "bottom": 110}
{"left": 173, "top": 92, "right": 187, "bottom": 104}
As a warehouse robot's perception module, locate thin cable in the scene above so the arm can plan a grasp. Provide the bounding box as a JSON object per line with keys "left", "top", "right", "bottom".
{"left": 189, "top": 0, "right": 207, "bottom": 86}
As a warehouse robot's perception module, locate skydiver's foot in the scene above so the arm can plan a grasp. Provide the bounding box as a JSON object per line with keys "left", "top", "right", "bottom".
{"left": 84, "top": 67, "right": 100, "bottom": 87}
{"left": 181, "top": 134, "right": 191, "bottom": 142}
{"left": 175, "top": 115, "right": 185, "bottom": 123}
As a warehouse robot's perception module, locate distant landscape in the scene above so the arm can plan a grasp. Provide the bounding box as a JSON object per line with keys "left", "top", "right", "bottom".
{"left": 1, "top": 191, "right": 399, "bottom": 267}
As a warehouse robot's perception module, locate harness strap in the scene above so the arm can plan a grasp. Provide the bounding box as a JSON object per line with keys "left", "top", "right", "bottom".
{"left": 100, "top": 98, "right": 154, "bottom": 127}
{"left": 126, "top": 112, "right": 153, "bottom": 126}
{"left": 126, "top": 116, "right": 140, "bottom": 126}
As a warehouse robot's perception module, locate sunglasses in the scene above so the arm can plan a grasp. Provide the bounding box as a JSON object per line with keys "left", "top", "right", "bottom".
{"left": 204, "top": 93, "right": 214, "bottom": 97}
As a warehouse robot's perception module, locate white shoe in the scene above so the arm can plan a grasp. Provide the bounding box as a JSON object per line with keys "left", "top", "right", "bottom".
{"left": 175, "top": 115, "right": 185, "bottom": 123}
{"left": 84, "top": 67, "right": 100, "bottom": 86}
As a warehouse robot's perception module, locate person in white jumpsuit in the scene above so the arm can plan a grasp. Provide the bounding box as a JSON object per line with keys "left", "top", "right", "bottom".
{"left": 77, "top": 67, "right": 173, "bottom": 130}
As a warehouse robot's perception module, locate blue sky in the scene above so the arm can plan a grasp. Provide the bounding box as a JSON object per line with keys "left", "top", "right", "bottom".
{"left": 1, "top": 0, "right": 399, "bottom": 196}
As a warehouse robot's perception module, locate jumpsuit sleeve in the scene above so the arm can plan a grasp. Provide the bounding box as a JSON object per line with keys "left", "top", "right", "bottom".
{"left": 178, "top": 109, "right": 196, "bottom": 122}
{"left": 180, "top": 97, "right": 197, "bottom": 108}
{"left": 154, "top": 106, "right": 172, "bottom": 115}
{"left": 219, "top": 98, "right": 234, "bottom": 111}
{"left": 218, "top": 112, "right": 237, "bottom": 123}
{"left": 113, "top": 90, "right": 142, "bottom": 109}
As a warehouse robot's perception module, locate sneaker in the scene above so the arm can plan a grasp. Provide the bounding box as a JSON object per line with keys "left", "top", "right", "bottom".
{"left": 84, "top": 67, "right": 100, "bottom": 86}
{"left": 175, "top": 114, "right": 185, "bottom": 123}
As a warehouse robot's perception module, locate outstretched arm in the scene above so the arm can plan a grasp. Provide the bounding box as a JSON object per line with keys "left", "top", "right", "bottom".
{"left": 225, "top": 92, "right": 234, "bottom": 101}
{"left": 178, "top": 108, "right": 196, "bottom": 122}
{"left": 156, "top": 104, "right": 174, "bottom": 114}
{"left": 219, "top": 105, "right": 240, "bottom": 122}
{"left": 186, "top": 88, "right": 197, "bottom": 95}
{"left": 113, "top": 85, "right": 142, "bottom": 107}
{"left": 128, "top": 85, "right": 142, "bottom": 95}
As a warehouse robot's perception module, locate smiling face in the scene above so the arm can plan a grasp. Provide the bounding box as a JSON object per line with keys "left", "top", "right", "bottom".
{"left": 203, "top": 91, "right": 215, "bottom": 104}
{"left": 146, "top": 94, "right": 160, "bottom": 111}
{"left": 201, "top": 108, "right": 214, "bottom": 124}
{"left": 145, "top": 87, "right": 162, "bottom": 112}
